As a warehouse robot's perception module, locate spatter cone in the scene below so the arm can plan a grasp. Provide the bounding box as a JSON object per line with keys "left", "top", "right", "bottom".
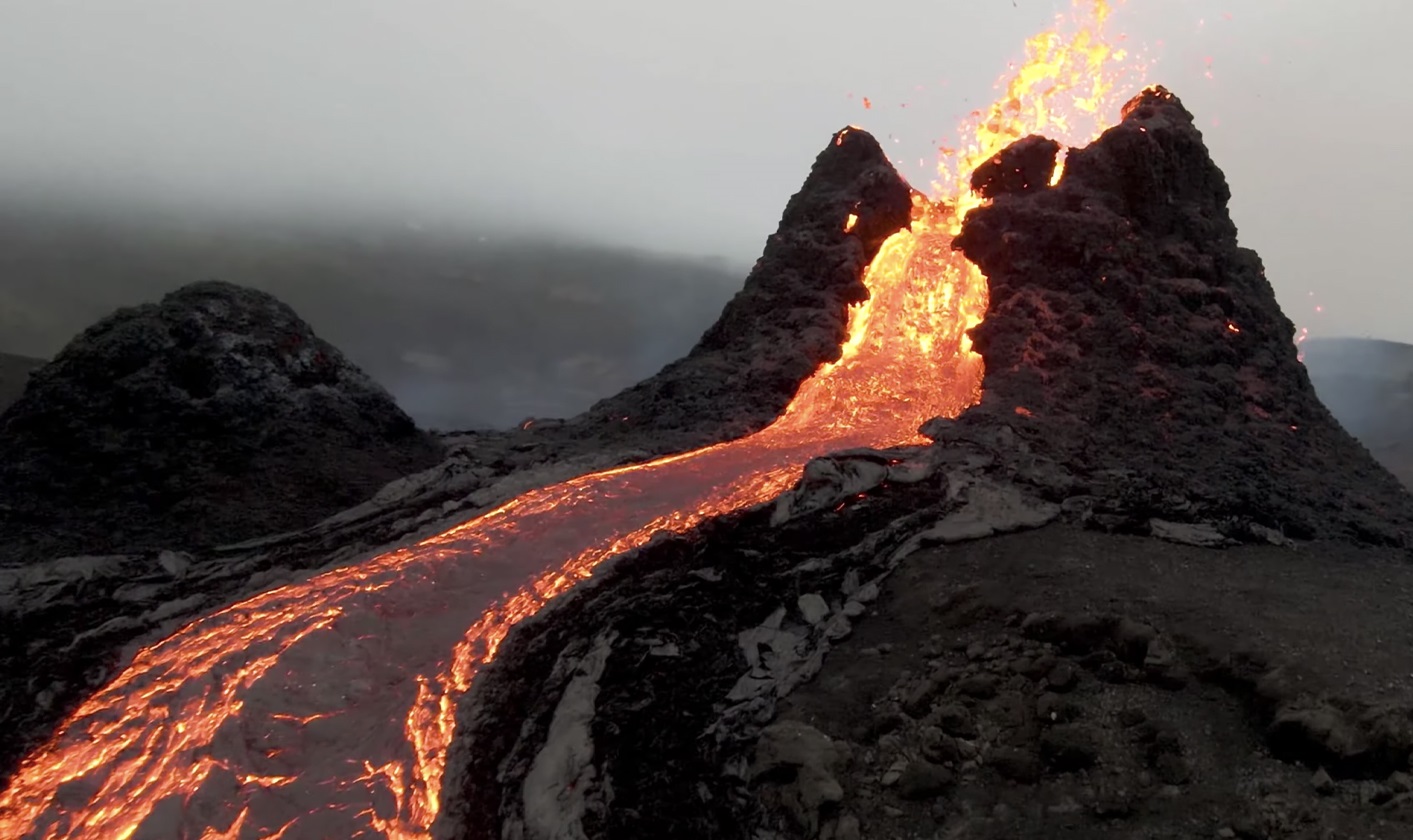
{"left": 949, "top": 86, "right": 1413, "bottom": 545}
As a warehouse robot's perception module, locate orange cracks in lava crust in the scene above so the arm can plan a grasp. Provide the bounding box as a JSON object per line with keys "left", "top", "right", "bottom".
{"left": 0, "top": 2, "right": 1146, "bottom": 838}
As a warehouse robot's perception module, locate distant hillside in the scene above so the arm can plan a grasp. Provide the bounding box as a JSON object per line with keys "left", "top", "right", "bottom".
{"left": 0, "top": 205, "right": 746, "bottom": 428}
{"left": 13, "top": 205, "right": 1408, "bottom": 480}
{"left": 1302, "top": 336, "right": 1413, "bottom": 486}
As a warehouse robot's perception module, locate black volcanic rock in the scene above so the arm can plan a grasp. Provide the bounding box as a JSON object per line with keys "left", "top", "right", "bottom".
{"left": 970, "top": 134, "right": 1061, "bottom": 199}
{"left": 561, "top": 126, "right": 915, "bottom": 449}
{"left": 950, "top": 86, "right": 1413, "bottom": 544}
{"left": 0, "top": 280, "right": 444, "bottom": 560}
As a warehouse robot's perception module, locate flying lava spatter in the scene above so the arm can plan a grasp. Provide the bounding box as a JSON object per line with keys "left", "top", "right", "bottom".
{"left": 0, "top": 2, "right": 1146, "bottom": 837}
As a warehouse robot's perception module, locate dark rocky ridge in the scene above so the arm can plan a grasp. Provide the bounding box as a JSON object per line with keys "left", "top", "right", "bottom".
{"left": 549, "top": 125, "right": 915, "bottom": 451}
{"left": 433, "top": 89, "right": 1413, "bottom": 839}
{"left": 0, "top": 128, "right": 912, "bottom": 784}
{"left": 0, "top": 280, "right": 446, "bottom": 562}
{"left": 951, "top": 86, "right": 1413, "bottom": 545}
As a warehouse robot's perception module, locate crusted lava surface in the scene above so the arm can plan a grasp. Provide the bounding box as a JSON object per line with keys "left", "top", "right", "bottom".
{"left": 432, "top": 89, "right": 1413, "bottom": 840}
{"left": 952, "top": 86, "right": 1413, "bottom": 545}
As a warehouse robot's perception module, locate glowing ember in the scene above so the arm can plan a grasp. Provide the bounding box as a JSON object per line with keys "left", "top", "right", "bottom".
{"left": 1295, "top": 291, "right": 1323, "bottom": 364}
{"left": 0, "top": 2, "right": 1145, "bottom": 837}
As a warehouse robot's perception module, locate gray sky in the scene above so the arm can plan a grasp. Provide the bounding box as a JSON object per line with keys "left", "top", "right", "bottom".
{"left": 0, "top": 0, "right": 1407, "bottom": 341}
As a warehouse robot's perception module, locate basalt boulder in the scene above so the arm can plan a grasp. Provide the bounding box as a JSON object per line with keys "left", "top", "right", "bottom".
{"left": 0, "top": 280, "right": 444, "bottom": 561}
{"left": 969, "top": 134, "right": 1061, "bottom": 199}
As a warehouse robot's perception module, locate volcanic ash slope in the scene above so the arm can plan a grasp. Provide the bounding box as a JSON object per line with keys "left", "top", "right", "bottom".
{"left": 434, "top": 88, "right": 1413, "bottom": 840}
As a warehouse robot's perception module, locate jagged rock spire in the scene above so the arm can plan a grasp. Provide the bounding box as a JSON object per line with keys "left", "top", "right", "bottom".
{"left": 952, "top": 86, "right": 1413, "bottom": 544}
{"left": 568, "top": 126, "right": 915, "bottom": 448}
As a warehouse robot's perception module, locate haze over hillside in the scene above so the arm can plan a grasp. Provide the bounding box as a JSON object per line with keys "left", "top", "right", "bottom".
{"left": 4, "top": 198, "right": 1413, "bottom": 465}
{"left": 1301, "top": 337, "right": 1413, "bottom": 487}
{"left": 1, "top": 2, "right": 1409, "bottom": 343}
{"left": 0, "top": 202, "right": 746, "bottom": 429}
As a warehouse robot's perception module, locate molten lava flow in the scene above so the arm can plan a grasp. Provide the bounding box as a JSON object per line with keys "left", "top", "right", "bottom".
{"left": 0, "top": 2, "right": 1146, "bottom": 837}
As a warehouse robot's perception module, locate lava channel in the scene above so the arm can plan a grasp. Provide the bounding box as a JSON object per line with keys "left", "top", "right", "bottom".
{"left": 0, "top": 2, "right": 1143, "bottom": 837}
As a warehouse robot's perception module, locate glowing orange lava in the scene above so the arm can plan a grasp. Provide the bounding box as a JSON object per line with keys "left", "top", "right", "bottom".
{"left": 0, "top": 2, "right": 1146, "bottom": 837}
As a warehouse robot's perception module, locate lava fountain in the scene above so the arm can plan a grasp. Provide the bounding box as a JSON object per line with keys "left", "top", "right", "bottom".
{"left": 0, "top": 2, "right": 1145, "bottom": 837}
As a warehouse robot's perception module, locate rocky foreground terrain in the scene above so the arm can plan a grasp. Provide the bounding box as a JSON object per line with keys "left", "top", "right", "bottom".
{"left": 437, "top": 441, "right": 1413, "bottom": 840}
{"left": 778, "top": 524, "right": 1413, "bottom": 839}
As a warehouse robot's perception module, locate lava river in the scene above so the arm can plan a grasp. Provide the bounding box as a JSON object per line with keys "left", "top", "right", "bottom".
{"left": 0, "top": 2, "right": 1144, "bottom": 837}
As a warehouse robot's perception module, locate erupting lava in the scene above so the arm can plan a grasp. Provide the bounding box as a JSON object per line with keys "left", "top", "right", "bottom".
{"left": 0, "top": 2, "right": 1147, "bottom": 837}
